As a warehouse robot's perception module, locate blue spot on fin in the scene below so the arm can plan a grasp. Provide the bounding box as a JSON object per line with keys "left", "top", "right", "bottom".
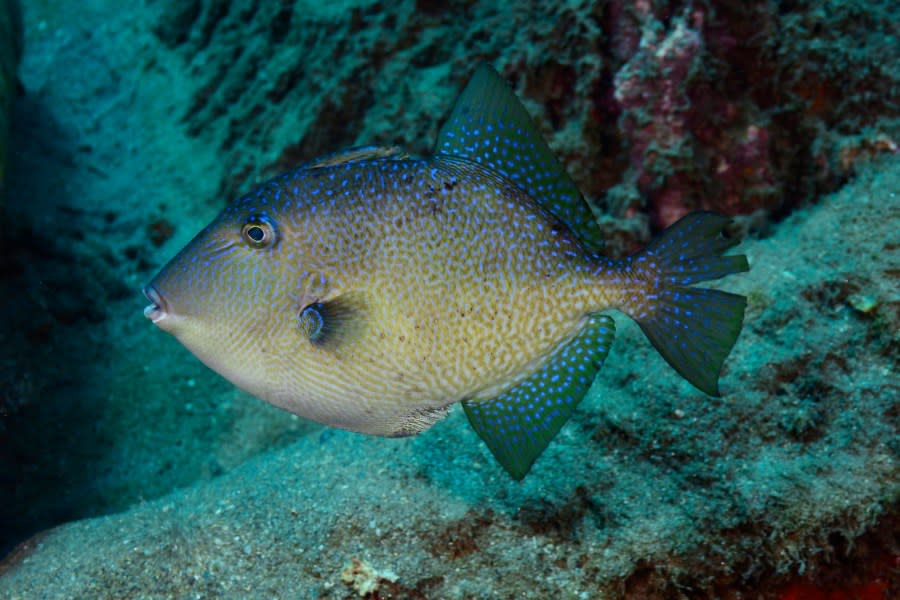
{"left": 631, "top": 212, "right": 749, "bottom": 396}
{"left": 434, "top": 64, "right": 604, "bottom": 251}
{"left": 462, "top": 314, "right": 616, "bottom": 480}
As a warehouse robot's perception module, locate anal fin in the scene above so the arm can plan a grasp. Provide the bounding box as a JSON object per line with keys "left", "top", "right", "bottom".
{"left": 463, "top": 314, "right": 616, "bottom": 480}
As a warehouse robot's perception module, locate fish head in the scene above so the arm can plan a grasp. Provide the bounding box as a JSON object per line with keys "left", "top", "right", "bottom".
{"left": 143, "top": 199, "right": 302, "bottom": 397}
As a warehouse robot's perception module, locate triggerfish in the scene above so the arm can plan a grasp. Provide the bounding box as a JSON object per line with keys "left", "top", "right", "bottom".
{"left": 143, "top": 65, "right": 748, "bottom": 479}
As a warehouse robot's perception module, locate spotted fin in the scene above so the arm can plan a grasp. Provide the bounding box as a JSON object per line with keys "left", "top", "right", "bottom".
{"left": 435, "top": 64, "right": 604, "bottom": 251}
{"left": 463, "top": 314, "right": 616, "bottom": 480}
{"left": 628, "top": 212, "right": 749, "bottom": 396}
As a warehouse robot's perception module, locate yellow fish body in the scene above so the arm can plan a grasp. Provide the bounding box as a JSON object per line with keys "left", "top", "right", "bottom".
{"left": 144, "top": 65, "right": 748, "bottom": 479}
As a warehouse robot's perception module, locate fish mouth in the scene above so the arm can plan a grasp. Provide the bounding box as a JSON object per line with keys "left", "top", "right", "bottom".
{"left": 142, "top": 285, "right": 168, "bottom": 323}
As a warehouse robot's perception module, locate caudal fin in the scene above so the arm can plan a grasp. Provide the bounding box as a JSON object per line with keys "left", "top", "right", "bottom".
{"left": 628, "top": 212, "right": 749, "bottom": 396}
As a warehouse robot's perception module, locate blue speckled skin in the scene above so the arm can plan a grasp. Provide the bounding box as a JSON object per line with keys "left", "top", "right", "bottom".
{"left": 148, "top": 153, "right": 627, "bottom": 436}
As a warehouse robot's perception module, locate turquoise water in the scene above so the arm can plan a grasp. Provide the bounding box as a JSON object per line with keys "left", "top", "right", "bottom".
{"left": 1, "top": 1, "right": 897, "bottom": 597}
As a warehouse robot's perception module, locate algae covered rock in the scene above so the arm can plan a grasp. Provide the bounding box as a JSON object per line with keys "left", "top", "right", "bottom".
{"left": 0, "top": 0, "right": 22, "bottom": 199}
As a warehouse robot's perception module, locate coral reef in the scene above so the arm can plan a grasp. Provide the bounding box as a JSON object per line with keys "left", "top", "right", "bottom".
{"left": 605, "top": 1, "right": 899, "bottom": 231}
{"left": 0, "top": 0, "right": 897, "bottom": 597}
{"left": 138, "top": 0, "right": 900, "bottom": 248}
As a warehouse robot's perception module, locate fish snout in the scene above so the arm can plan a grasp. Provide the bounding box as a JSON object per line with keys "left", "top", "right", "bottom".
{"left": 143, "top": 284, "right": 168, "bottom": 324}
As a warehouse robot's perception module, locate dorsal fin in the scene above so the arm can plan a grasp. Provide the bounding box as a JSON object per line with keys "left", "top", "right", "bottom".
{"left": 303, "top": 145, "right": 409, "bottom": 170}
{"left": 434, "top": 64, "right": 604, "bottom": 251}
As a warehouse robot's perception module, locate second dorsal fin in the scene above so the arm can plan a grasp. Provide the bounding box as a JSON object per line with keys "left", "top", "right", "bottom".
{"left": 434, "top": 64, "right": 604, "bottom": 251}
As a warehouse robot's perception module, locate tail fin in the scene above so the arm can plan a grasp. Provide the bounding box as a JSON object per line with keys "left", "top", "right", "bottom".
{"left": 628, "top": 212, "right": 749, "bottom": 396}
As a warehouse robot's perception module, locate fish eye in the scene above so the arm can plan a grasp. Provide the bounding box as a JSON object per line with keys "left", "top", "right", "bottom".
{"left": 241, "top": 216, "right": 277, "bottom": 248}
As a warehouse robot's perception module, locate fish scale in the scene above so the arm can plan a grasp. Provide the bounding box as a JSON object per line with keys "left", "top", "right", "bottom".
{"left": 145, "top": 65, "right": 748, "bottom": 479}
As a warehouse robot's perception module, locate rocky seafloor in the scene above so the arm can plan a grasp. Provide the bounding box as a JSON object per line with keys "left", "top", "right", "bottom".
{"left": 1, "top": 1, "right": 897, "bottom": 598}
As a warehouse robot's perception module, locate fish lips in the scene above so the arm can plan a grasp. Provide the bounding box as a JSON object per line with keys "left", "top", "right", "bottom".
{"left": 142, "top": 284, "right": 168, "bottom": 324}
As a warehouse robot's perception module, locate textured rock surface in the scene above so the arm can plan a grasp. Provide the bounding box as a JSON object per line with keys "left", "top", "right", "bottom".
{"left": 0, "top": 0, "right": 898, "bottom": 597}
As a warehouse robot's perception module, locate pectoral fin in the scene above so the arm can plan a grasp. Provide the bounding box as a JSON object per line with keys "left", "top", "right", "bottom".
{"left": 299, "top": 292, "right": 369, "bottom": 352}
{"left": 463, "top": 314, "right": 616, "bottom": 480}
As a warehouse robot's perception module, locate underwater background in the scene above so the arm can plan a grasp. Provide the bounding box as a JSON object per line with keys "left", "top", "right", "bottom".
{"left": 0, "top": 0, "right": 897, "bottom": 598}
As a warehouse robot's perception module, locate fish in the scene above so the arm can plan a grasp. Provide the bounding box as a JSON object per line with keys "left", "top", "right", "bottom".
{"left": 143, "top": 64, "right": 749, "bottom": 480}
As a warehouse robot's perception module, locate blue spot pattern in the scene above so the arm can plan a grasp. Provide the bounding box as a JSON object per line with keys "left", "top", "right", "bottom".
{"left": 463, "top": 314, "right": 616, "bottom": 480}
{"left": 630, "top": 211, "right": 750, "bottom": 397}
{"left": 434, "top": 64, "right": 604, "bottom": 251}
{"left": 637, "top": 212, "right": 748, "bottom": 286}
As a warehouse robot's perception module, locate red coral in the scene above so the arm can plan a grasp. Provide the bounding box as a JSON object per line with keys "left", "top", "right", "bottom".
{"left": 778, "top": 580, "right": 888, "bottom": 600}
{"left": 608, "top": 5, "right": 784, "bottom": 228}
{"left": 776, "top": 550, "right": 898, "bottom": 600}
{"left": 713, "top": 123, "right": 776, "bottom": 214}
{"left": 612, "top": 11, "right": 704, "bottom": 228}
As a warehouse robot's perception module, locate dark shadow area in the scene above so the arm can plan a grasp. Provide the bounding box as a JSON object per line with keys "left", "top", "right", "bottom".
{"left": 0, "top": 90, "right": 126, "bottom": 556}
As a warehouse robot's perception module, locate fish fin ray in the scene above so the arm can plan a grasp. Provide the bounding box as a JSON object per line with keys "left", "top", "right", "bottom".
{"left": 641, "top": 212, "right": 749, "bottom": 285}
{"left": 386, "top": 404, "right": 451, "bottom": 437}
{"left": 629, "top": 212, "right": 749, "bottom": 396}
{"left": 463, "top": 314, "right": 615, "bottom": 480}
{"left": 434, "top": 63, "right": 604, "bottom": 251}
